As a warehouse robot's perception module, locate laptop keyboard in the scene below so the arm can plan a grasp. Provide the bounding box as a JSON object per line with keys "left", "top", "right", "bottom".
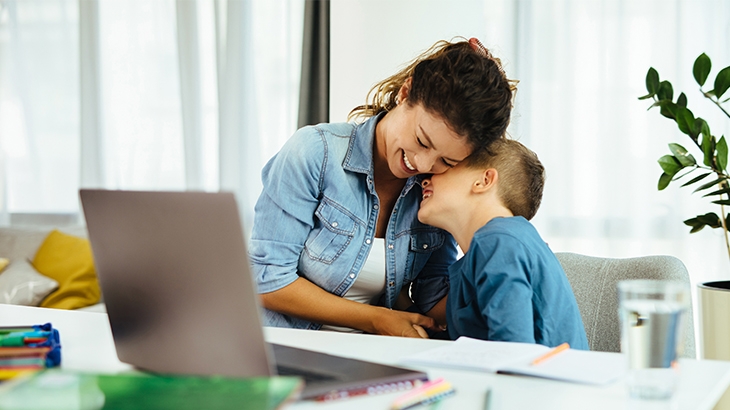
{"left": 276, "top": 365, "right": 337, "bottom": 383}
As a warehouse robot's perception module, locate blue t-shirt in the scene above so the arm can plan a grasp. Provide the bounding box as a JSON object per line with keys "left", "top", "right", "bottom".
{"left": 446, "top": 216, "right": 588, "bottom": 350}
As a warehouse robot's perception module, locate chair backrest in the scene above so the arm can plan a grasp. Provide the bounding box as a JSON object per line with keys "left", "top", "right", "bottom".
{"left": 555, "top": 252, "right": 696, "bottom": 358}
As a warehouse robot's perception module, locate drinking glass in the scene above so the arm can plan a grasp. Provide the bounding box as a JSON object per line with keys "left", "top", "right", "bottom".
{"left": 618, "top": 280, "right": 689, "bottom": 400}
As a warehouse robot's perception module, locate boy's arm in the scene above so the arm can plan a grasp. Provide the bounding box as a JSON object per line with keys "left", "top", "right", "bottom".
{"left": 475, "top": 236, "right": 536, "bottom": 343}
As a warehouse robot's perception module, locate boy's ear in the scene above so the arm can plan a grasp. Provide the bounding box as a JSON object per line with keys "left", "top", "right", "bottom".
{"left": 472, "top": 169, "right": 498, "bottom": 194}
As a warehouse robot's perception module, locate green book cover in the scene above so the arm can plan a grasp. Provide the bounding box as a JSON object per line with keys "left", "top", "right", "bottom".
{"left": 0, "top": 369, "right": 303, "bottom": 410}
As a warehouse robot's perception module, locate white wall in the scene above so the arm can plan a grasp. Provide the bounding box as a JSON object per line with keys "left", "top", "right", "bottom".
{"left": 330, "top": 0, "right": 517, "bottom": 123}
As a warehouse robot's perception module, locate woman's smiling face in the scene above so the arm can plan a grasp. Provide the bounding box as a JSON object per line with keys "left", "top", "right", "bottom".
{"left": 375, "top": 81, "right": 472, "bottom": 180}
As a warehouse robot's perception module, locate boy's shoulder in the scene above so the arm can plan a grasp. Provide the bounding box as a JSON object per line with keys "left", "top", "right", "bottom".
{"left": 468, "top": 216, "right": 548, "bottom": 260}
{"left": 475, "top": 216, "right": 536, "bottom": 239}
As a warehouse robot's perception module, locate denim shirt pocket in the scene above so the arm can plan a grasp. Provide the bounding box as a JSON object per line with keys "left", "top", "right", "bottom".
{"left": 304, "top": 199, "right": 357, "bottom": 264}
{"left": 406, "top": 229, "right": 446, "bottom": 280}
{"left": 410, "top": 229, "right": 445, "bottom": 253}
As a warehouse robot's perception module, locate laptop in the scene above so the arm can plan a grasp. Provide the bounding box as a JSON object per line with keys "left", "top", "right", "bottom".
{"left": 79, "top": 189, "right": 428, "bottom": 400}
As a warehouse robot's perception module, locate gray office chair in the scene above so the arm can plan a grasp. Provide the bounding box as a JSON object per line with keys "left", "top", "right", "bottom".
{"left": 555, "top": 253, "right": 696, "bottom": 358}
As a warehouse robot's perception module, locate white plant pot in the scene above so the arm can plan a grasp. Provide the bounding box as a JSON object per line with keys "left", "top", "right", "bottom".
{"left": 698, "top": 281, "right": 730, "bottom": 360}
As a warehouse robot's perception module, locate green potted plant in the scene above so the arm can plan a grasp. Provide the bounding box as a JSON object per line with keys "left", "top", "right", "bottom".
{"left": 640, "top": 53, "right": 730, "bottom": 360}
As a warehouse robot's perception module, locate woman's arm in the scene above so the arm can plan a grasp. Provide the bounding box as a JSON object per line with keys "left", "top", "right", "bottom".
{"left": 410, "top": 233, "right": 457, "bottom": 325}
{"left": 260, "top": 277, "right": 439, "bottom": 338}
{"left": 395, "top": 286, "right": 448, "bottom": 328}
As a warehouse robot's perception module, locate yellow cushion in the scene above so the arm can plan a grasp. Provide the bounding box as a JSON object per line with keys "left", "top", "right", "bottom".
{"left": 0, "top": 258, "right": 8, "bottom": 272}
{"left": 31, "top": 230, "right": 100, "bottom": 309}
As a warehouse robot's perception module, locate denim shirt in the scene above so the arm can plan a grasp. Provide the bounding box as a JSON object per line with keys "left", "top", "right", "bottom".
{"left": 249, "top": 114, "right": 457, "bottom": 330}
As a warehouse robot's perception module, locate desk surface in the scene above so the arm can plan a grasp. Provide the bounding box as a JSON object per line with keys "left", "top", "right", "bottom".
{"left": 2, "top": 304, "right": 729, "bottom": 410}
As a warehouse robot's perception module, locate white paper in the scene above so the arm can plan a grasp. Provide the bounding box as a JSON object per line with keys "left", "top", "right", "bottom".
{"left": 401, "top": 337, "right": 626, "bottom": 385}
{"left": 402, "top": 337, "right": 550, "bottom": 372}
{"left": 498, "top": 349, "right": 627, "bottom": 385}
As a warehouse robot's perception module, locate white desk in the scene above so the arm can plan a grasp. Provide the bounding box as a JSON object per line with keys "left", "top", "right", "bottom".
{"left": 2, "top": 304, "right": 730, "bottom": 410}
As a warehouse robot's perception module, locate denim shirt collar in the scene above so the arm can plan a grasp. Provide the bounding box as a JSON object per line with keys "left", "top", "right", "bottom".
{"left": 343, "top": 112, "right": 421, "bottom": 195}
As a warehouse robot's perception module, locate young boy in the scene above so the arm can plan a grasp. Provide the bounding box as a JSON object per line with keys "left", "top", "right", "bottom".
{"left": 418, "top": 138, "right": 588, "bottom": 349}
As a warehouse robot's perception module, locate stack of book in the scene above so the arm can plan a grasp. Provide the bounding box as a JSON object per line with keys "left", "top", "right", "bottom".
{"left": 0, "top": 323, "right": 61, "bottom": 380}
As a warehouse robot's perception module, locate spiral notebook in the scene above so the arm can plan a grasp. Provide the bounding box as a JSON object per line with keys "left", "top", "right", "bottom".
{"left": 79, "top": 189, "right": 428, "bottom": 401}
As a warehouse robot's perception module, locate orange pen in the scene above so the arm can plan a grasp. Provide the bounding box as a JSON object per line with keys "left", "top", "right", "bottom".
{"left": 531, "top": 342, "right": 570, "bottom": 366}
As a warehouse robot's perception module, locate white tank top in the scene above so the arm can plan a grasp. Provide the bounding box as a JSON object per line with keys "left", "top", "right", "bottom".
{"left": 320, "top": 238, "right": 386, "bottom": 333}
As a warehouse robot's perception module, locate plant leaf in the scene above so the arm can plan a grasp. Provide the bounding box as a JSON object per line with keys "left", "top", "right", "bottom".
{"left": 684, "top": 217, "right": 699, "bottom": 226}
{"left": 658, "top": 155, "right": 682, "bottom": 176}
{"left": 711, "top": 199, "right": 730, "bottom": 206}
{"left": 693, "top": 53, "right": 712, "bottom": 86}
{"left": 692, "top": 118, "right": 708, "bottom": 142}
{"left": 659, "top": 100, "right": 677, "bottom": 119}
{"left": 714, "top": 66, "right": 730, "bottom": 99}
{"left": 693, "top": 176, "right": 727, "bottom": 193}
{"left": 689, "top": 224, "right": 706, "bottom": 233}
{"left": 697, "top": 212, "right": 722, "bottom": 228}
{"left": 657, "top": 81, "right": 674, "bottom": 101}
{"left": 717, "top": 136, "right": 728, "bottom": 171}
{"left": 700, "top": 119, "right": 712, "bottom": 141}
{"left": 677, "top": 92, "right": 688, "bottom": 107}
{"left": 646, "top": 67, "right": 659, "bottom": 94}
{"left": 702, "top": 134, "right": 715, "bottom": 167}
{"left": 668, "top": 143, "right": 696, "bottom": 166}
{"left": 702, "top": 187, "right": 730, "bottom": 197}
{"left": 684, "top": 217, "right": 706, "bottom": 233}
{"left": 675, "top": 106, "right": 695, "bottom": 135}
{"left": 680, "top": 172, "right": 711, "bottom": 187}
{"left": 658, "top": 173, "right": 672, "bottom": 190}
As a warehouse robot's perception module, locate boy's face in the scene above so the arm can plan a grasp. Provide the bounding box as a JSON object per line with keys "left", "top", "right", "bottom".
{"left": 417, "top": 162, "right": 484, "bottom": 229}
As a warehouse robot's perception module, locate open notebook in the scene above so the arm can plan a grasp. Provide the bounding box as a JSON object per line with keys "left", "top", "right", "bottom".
{"left": 402, "top": 337, "right": 626, "bottom": 385}
{"left": 79, "top": 189, "right": 428, "bottom": 401}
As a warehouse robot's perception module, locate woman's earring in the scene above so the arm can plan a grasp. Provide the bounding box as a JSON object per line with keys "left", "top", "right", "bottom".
{"left": 395, "top": 96, "right": 400, "bottom": 105}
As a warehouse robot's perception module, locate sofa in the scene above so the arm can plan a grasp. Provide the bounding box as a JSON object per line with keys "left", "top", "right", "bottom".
{"left": 0, "top": 225, "right": 105, "bottom": 312}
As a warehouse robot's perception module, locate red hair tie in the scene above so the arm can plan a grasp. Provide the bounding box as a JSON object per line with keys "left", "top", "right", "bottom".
{"left": 469, "top": 37, "right": 488, "bottom": 57}
{"left": 469, "top": 37, "right": 507, "bottom": 78}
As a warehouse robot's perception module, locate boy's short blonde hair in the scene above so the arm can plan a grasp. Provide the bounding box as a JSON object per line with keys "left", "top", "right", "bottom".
{"left": 465, "top": 138, "right": 545, "bottom": 220}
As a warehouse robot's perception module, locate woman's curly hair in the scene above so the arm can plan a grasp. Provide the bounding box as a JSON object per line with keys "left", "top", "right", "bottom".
{"left": 349, "top": 38, "right": 518, "bottom": 150}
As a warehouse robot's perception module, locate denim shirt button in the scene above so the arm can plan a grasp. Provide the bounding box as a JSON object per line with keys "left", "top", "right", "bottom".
{"left": 332, "top": 222, "right": 339, "bottom": 227}
{"left": 422, "top": 244, "right": 428, "bottom": 249}
{"left": 373, "top": 204, "right": 379, "bottom": 210}
{"left": 349, "top": 273, "right": 356, "bottom": 279}
{"left": 388, "top": 244, "right": 394, "bottom": 250}
{"left": 366, "top": 239, "right": 371, "bottom": 244}
{"left": 388, "top": 281, "right": 395, "bottom": 287}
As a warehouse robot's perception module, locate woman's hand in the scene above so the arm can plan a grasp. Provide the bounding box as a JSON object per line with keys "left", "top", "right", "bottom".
{"left": 412, "top": 324, "right": 429, "bottom": 338}
{"left": 370, "top": 309, "right": 442, "bottom": 338}
{"left": 260, "top": 278, "right": 443, "bottom": 338}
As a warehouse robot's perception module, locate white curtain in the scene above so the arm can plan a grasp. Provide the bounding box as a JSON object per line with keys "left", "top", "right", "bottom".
{"left": 498, "top": 0, "right": 730, "bottom": 289}
{"left": 0, "top": 0, "right": 303, "bottom": 231}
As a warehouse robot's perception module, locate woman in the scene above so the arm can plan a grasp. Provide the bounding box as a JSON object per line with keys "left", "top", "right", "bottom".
{"left": 249, "top": 38, "right": 516, "bottom": 338}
